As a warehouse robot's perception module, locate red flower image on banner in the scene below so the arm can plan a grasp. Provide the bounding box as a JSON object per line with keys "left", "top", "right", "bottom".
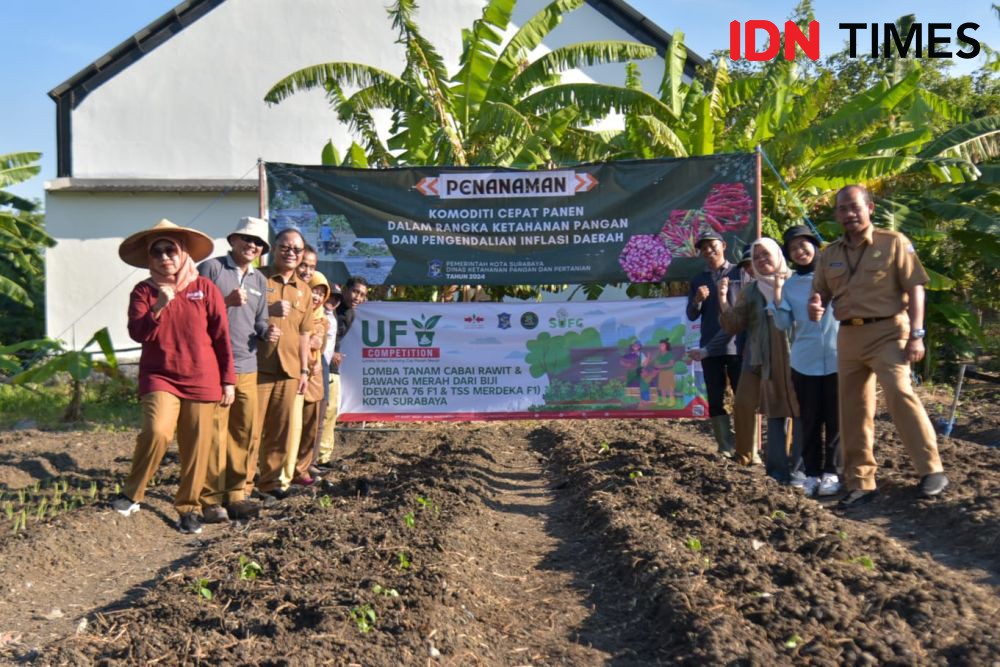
{"left": 702, "top": 183, "right": 752, "bottom": 233}
{"left": 660, "top": 210, "right": 708, "bottom": 258}
{"left": 618, "top": 234, "right": 672, "bottom": 282}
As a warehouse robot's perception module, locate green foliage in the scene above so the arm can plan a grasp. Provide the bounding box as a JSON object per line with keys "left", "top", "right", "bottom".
{"left": 349, "top": 603, "right": 377, "bottom": 633}
{"left": 190, "top": 578, "right": 213, "bottom": 600}
{"left": 3, "top": 328, "right": 124, "bottom": 422}
{"left": 238, "top": 555, "right": 263, "bottom": 581}
{"left": 0, "top": 377, "right": 138, "bottom": 431}
{"left": 684, "top": 537, "right": 702, "bottom": 552}
{"left": 0, "top": 152, "right": 53, "bottom": 344}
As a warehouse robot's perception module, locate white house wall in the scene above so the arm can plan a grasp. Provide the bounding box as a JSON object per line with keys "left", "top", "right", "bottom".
{"left": 45, "top": 192, "right": 256, "bottom": 352}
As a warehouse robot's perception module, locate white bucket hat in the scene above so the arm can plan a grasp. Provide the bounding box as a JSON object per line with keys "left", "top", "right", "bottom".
{"left": 227, "top": 216, "right": 271, "bottom": 253}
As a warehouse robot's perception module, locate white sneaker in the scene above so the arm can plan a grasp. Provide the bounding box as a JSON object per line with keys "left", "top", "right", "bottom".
{"left": 817, "top": 473, "right": 841, "bottom": 497}
{"left": 111, "top": 495, "right": 140, "bottom": 517}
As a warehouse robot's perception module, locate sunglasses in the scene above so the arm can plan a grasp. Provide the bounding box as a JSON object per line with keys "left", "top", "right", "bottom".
{"left": 277, "top": 244, "right": 304, "bottom": 255}
{"left": 149, "top": 244, "right": 179, "bottom": 258}
{"left": 236, "top": 234, "right": 266, "bottom": 248}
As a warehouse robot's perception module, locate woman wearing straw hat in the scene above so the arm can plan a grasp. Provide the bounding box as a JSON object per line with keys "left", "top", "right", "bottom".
{"left": 112, "top": 219, "right": 237, "bottom": 534}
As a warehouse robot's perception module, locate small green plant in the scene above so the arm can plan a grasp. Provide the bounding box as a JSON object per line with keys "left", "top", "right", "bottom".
{"left": 784, "top": 634, "right": 803, "bottom": 649}
{"left": 415, "top": 495, "right": 436, "bottom": 513}
{"left": 397, "top": 551, "right": 412, "bottom": 570}
{"left": 853, "top": 555, "right": 875, "bottom": 570}
{"left": 402, "top": 511, "right": 416, "bottom": 528}
{"left": 770, "top": 510, "right": 787, "bottom": 520}
{"left": 238, "top": 555, "right": 263, "bottom": 581}
{"left": 837, "top": 530, "right": 848, "bottom": 540}
{"left": 349, "top": 603, "right": 377, "bottom": 633}
{"left": 684, "top": 537, "right": 702, "bottom": 552}
{"left": 318, "top": 495, "right": 333, "bottom": 509}
{"left": 190, "top": 578, "right": 213, "bottom": 600}
{"left": 598, "top": 441, "right": 611, "bottom": 454}
{"left": 628, "top": 470, "right": 643, "bottom": 480}
{"left": 372, "top": 584, "right": 400, "bottom": 598}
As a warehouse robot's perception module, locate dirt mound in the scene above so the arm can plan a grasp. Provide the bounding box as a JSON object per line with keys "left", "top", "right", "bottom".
{"left": 0, "top": 384, "right": 998, "bottom": 664}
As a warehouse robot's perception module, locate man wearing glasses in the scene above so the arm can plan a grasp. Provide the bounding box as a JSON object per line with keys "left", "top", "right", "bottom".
{"left": 253, "top": 227, "right": 313, "bottom": 505}
{"left": 197, "top": 216, "right": 275, "bottom": 521}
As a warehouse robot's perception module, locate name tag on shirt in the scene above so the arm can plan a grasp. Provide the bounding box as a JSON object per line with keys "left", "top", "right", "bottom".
{"left": 830, "top": 261, "right": 844, "bottom": 268}
{"left": 248, "top": 288, "right": 262, "bottom": 297}
{"left": 187, "top": 290, "right": 205, "bottom": 301}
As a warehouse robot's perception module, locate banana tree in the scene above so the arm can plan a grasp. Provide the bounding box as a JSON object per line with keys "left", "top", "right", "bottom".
{"left": 265, "top": 0, "right": 658, "bottom": 169}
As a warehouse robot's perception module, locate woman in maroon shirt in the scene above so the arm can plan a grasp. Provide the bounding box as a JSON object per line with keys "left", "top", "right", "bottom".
{"left": 112, "top": 219, "right": 236, "bottom": 534}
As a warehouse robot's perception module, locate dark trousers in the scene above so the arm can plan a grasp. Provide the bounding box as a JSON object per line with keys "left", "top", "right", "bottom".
{"left": 702, "top": 355, "right": 741, "bottom": 417}
{"left": 791, "top": 370, "right": 839, "bottom": 477}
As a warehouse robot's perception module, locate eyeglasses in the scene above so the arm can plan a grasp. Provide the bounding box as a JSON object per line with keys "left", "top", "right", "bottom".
{"left": 149, "top": 244, "right": 178, "bottom": 258}
{"left": 277, "top": 244, "right": 304, "bottom": 255}
{"left": 236, "top": 234, "right": 266, "bottom": 247}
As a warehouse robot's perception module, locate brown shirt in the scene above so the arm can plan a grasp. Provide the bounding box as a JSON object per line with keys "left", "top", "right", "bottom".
{"left": 257, "top": 269, "right": 311, "bottom": 379}
{"left": 813, "top": 227, "right": 928, "bottom": 321}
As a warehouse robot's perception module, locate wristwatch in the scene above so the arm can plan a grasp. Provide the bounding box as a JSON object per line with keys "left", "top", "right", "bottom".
{"left": 910, "top": 328, "right": 926, "bottom": 340}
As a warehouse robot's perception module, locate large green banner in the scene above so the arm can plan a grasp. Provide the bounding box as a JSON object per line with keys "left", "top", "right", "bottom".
{"left": 265, "top": 155, "right": 757, "bottom": 286}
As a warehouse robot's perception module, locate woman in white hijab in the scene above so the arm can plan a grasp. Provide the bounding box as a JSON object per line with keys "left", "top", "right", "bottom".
{"left": 113, "top": 219, "right": 236, "bottom": 534}
{"left": 719, "top": 237, "right": 800, "bottom": 484}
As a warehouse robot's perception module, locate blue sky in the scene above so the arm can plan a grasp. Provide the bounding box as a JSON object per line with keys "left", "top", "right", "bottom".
{"left": 2, "top": 1, "right": 997, "bottom": 203}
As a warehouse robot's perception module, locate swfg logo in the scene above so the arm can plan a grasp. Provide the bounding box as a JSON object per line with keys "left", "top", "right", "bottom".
{"left": 548, "top": 307, "right": 583, "bottom": 329}
{"left": 729, "top": 20, "right": 981, "bottom": 62}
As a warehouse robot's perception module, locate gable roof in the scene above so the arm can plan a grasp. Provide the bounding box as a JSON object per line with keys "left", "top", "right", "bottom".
{"left": 48, "top": 0, "right": 705, "bottom": 178}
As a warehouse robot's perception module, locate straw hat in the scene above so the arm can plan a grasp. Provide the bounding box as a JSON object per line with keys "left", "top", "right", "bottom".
{"left": 118, "top": 219, "right": 215, "bottom": 268}
{"left": 227, "top": 216, "right": 271, "bottom": 253}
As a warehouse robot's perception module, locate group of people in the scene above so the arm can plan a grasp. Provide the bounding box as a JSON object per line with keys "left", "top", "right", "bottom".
{"left": 112, "top": 216, "right": 368, "bottom": 534}
{"left": 109, "top": 182, "right": 949, "bottom": 533}
{"left": 687, "top": 184, "right": 949, "bottom": 508}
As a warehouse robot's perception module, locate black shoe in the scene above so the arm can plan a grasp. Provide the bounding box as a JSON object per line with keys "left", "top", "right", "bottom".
{"left": 224, "top": 499, "right": 261, "bottom": 520}
{"left": 251, "top": 489, "right": 279, "bottom": 509}
{"left": 919, "top": 472, "right": 949, "bottom": 497}
{"left": 201, "top": 505, "right": 230, "bottom": 524}
{"left": 269, "top": 487, "right": 290, "bottom": 500}
{"left": 177, "top": 512, "right": 203, "bottom": 534}
{"left": 314, "top": 460, "right": 335, "bottom": 471}
{"left": 837, "top": 489, "right": 878, "bottom": 509}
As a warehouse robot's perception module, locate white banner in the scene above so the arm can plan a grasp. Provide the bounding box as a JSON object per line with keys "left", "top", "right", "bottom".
{"left": 339, "top": 298, "right": 709, "bottom": 422}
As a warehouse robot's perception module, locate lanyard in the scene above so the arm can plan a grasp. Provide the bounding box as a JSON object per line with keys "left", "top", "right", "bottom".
{"left": 844, "top": 243, "right": 868, "bottom": 281}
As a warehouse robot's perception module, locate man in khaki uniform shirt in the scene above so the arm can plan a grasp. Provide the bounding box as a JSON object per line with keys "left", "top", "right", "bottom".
{"left": 809, "top": 185, "right": 948, "bottom": 507}
{"left": 252, "top": 228, "right": 311, "bottom": 502}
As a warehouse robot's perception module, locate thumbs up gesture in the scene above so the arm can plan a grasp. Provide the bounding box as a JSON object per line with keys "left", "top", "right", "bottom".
{"left": 807, "top": 292, "right": 825, "bottom": 321}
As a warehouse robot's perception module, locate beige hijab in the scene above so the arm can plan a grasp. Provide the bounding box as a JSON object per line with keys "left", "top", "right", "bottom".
{"left": 750, "top": 237, "right": 789, "bottom": 305}
{"left": 145, "top": 234, "right": 199, "bottom": 293}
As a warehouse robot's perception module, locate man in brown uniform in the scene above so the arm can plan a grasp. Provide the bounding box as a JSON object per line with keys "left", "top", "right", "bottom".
{"left": 809, "top": 185, "right": 948, "bottom": 507}
{"left": 251, "top": 228, "right": 312, "bottom": 504}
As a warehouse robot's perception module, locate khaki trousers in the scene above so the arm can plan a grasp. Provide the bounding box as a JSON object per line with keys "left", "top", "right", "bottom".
{"left": 202, "top": 372, "right": 257, "bottom": 506}
{"left": 254, "top": 374, "right": 300, "bottom": 494}
{"left": 124, "top": 391, "right": 215, "bottom": 515}
{"left": 838, "top": 318, "right": 943, "bottom": 491}
{"left": 316, "top": 375, "right": 341, "bottom": 465}
{"left": 278, "top": 394, "right": 305, "bottom": 488}
{"left": 295, "top": 400, "right": 323, "bottom": 480}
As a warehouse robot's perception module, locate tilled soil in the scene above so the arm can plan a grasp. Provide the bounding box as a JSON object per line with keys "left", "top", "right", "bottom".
{"left": 0, "top": 384, "right": 998, "bottom": 665}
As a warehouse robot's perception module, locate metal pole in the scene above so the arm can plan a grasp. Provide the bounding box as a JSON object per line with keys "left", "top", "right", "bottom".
{"left": 943, "top": 363, "right": 967, "bottom": 438}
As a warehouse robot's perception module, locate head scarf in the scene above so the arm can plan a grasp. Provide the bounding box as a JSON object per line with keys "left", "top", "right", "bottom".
{"left": 750, "top": 237, "right": 789, "bottom": 306}
{"left": 308, "top": 271, "right": 331, "bottom": 321}
{"left": 145, "top": 234, "right": 199, "bottom": 293}
{"left": 789, "top": 237, "right": 820, "bottom": 275}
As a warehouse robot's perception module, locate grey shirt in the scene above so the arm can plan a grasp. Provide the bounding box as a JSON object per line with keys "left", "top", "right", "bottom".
{"left": 198, "top": 254, "right": 269, "bottom": 374}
